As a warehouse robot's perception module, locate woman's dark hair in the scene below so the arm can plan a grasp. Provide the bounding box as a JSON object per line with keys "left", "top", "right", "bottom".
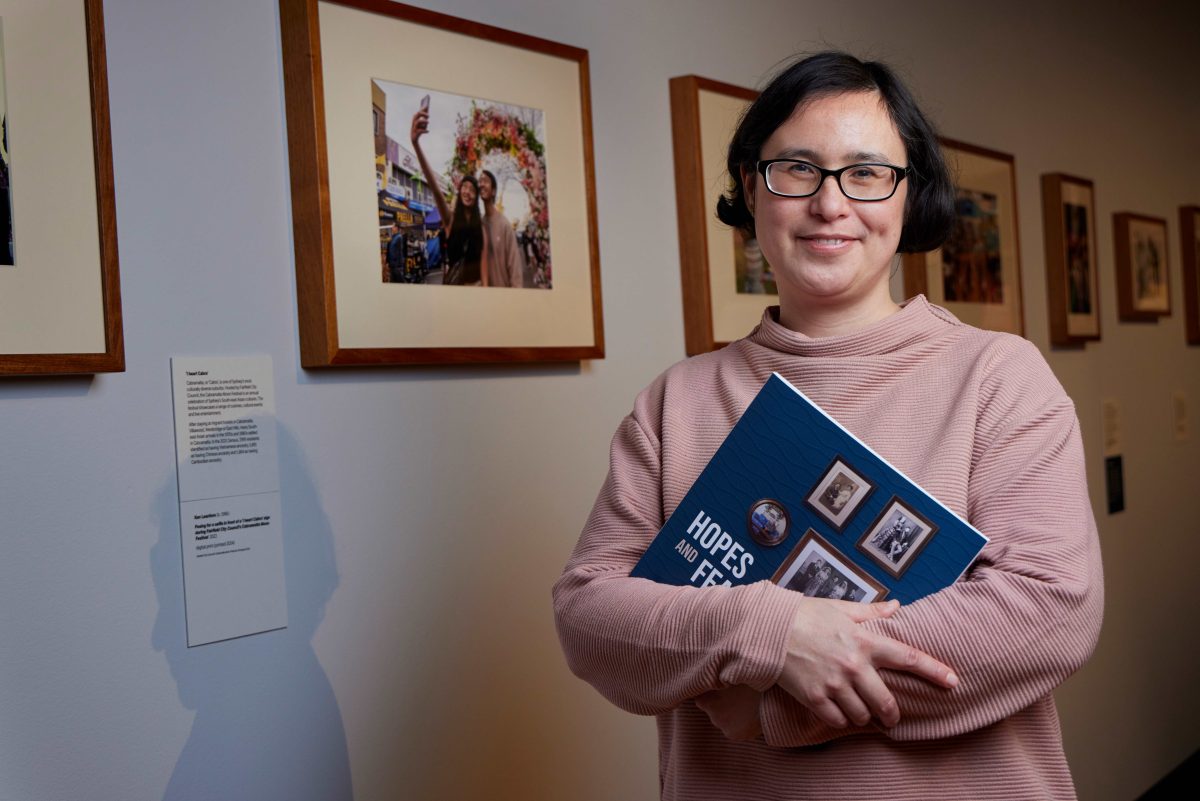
{"left": 452, "top": 174, "right": 482, "bottom": 228}
{"left": 716, "top": 51, "right": 954, "bottom": 254}
{"left": 447, "top": 175, "right": 483, "bottom": 282}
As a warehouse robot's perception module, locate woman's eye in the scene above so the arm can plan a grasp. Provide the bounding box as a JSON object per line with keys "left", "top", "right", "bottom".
{"left": 788, "top": 162, "right": 815, "bottom": 175}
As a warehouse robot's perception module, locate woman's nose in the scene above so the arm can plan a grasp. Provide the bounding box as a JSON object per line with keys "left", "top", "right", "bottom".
{"left": 807, "top": 174, "right": 850, "bottom": 219}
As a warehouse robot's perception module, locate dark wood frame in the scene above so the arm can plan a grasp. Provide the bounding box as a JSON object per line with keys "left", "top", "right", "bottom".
{"left": 669, "top": 75, "right": 758, "bottom": 356}
{"left": 1180, "top": 205, "right": 1200, "bottom": 345}
{"left": 745, "top": 498, "right": 790, "bottom": 548}
{"left": 772, "top": 528, "right": 889, "bottom": 602}
{"left": 278, "top": 0, "right": 603, "bottom": 366}
{"left": 903, "top": 138, "right": 1024, "bottom": 336}
{"left": 0, "top": 0, "right": 123, "bottom": 377}
{"left": 1041, "top": 173, "right": 1100, "bottom": 347}
{"left": 855, "top": 496, "right": 939, "bottom": 580}
{"left": 803, "top": 455, "right": 875, "bottom": 534}
{"left": 1113, "top": 212, "right": 1170, "bottom": 322}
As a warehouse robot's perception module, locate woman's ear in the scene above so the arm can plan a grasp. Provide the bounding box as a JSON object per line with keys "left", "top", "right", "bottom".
{"left": 740, "top": 163, "right": 757, "bottom": 215}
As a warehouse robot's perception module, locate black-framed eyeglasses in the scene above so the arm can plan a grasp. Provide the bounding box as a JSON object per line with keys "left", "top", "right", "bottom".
{"left": 756, "top": 159, "right": 910, "bottom": 202}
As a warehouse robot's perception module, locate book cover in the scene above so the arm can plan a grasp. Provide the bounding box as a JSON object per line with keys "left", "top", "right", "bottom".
{"left": 630, "top": 373, "right": 988, "bottom": 605}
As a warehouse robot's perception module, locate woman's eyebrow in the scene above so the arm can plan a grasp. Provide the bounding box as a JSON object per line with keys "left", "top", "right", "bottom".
{"left": 770, "top": 147, "right": 896, "bottom": 163}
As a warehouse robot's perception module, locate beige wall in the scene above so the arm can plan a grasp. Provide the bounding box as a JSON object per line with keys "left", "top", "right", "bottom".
{"left": 0, "top": 1, "right": 1195, "bottom": 800}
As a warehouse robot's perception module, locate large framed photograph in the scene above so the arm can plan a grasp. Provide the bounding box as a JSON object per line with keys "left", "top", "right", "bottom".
{"left": 1180, "top": 205, "right": 1199, "bottom": 345}
{"left": 904, "top": 139, "right": 1024, "bottom": 336}
{"left": 773, "top": 529, "right": 887, "bottom": 603}
{"left": 0, "top": 0, "right": 123, "bottom": 376}
{"left": 804, "top": 456, "right": 874, "bottom": 533}
{"left": 856, "top": 497, "right": 938, "bottom": 579}
{"left": 1113, "top": 212, "right": 1170, "bottom": 321}
{"left": 669, "top": 75, "right": 765, "bottom": 356}
{"left": 279, "top": 0, "right": 603, "bottom": 366}
{"left": 1041, "top": 174, "right": 1100, "bottom": 346}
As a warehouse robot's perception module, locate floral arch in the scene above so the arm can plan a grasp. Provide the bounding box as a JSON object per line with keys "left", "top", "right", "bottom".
{"left": 450, "top": 104, "right": 551, "bottom": 287}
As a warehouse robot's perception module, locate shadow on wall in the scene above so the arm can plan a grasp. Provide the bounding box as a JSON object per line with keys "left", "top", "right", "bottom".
{"left": 149, "top": 425, "right": 353, "bottom": 801}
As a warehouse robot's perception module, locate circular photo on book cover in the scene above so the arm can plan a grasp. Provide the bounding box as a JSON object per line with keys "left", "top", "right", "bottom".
{"left": 747, "top": 499, "right": 789, "bottom": 547}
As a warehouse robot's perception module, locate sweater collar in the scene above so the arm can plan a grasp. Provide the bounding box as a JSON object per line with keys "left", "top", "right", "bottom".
{"left": 746, "top": 295, "right": 945, "bottom": 357}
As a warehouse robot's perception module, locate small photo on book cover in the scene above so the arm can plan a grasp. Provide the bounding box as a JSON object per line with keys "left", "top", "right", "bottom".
{"left": 804, "top": 456, "right": 874, "bottom": 532}
{"left": 773, "top": 529, "right": 888, "bottom": 603}
{"left": 746, "top": 498, "right": 790, "bottom": 547}
{"left": 857, "top": 497, "right": 938, "bottom": 578}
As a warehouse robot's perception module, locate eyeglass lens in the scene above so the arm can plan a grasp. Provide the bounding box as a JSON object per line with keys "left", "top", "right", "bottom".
{"left": 765, "top": 161, "right": 898, "bottom": 201}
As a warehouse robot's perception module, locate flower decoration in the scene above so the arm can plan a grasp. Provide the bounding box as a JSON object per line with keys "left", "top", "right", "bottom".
{"left": 450, "top": 104, "right": 552, "bottom": 287}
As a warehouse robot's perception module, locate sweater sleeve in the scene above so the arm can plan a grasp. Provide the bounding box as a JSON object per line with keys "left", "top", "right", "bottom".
{"left": 760, "top": 340, "right": 1104, "bottom": 746}
{"left": 553, "top": 406, "right": 809, "bottom": 716}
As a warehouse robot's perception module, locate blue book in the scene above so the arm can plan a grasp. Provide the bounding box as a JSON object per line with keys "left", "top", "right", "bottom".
{"left": 630, "top": 373, "right": 987, "bottom": 605}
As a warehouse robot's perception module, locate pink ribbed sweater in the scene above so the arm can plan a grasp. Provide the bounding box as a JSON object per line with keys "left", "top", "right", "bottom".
{"left": 553, "top": 297, "right": 1104, "bottom": 801}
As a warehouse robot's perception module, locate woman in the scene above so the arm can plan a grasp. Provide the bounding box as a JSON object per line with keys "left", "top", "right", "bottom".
{"left": 801, "top": 564, "right": 833, "bottom": 598}
{"left": 825, "top": 577, "right": 850, "bottom": 601}
{"left": 553, "top": 51, "right": 1103, "bottom": 800}
{"left": 410, "top": 108, "right": 488, "bottom": 286}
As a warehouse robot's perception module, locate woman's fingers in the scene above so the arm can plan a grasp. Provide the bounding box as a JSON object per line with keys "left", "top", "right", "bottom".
{"left": 841, "top": 598, "right": 899, "bottom": 623}
{"left": 694, "top": 686, "right": 764, "bottom": 741}
{"left": 778, "top": 598, "right": 957, "bottom": 730}
{"left": 831, "top": 684, "right": 873, "bottom": 728}
{"left": 871, "top": 634, "right": 959, "bottom": 689}
{"left": 410, "top": 109, "right": 430, "bottom": 142}
{"left": 809, "top": 697, "right": 849, "bottom": 729}
{"left": 852, "top": 667, "right": 901, "bottom": 728}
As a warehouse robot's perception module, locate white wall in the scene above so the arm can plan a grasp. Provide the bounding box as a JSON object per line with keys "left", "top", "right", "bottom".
{"left": 0, "top": 1, "right": 1197, "bottom": 799}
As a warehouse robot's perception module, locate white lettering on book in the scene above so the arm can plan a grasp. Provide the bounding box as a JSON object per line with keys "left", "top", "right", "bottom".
{"left": 683, "top": 509, "right": 755, "bottom": 585}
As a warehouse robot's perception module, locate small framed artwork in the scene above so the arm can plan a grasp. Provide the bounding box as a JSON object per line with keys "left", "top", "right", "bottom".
{"left": 668, "top": 75, "right": 765, "bottom": 356}
{"left": 804, "top": 456, "right": 874, "bottom": 532}
{"left": 746, "top": 498, "right": 790, "bottom": 547}
{"left": 904, "top": 138, "right": 1024, "bottom": 336}
{"left": 1113, "top": 212, "right": 1170, "bottom": 321}
{"left": 773, "top": 529, "right": 887, "bottom": 603}
{"left": 1180, "top": 205, "right": 1200, "bottom": 345}
{"left": 857, "top": 497, "right": 938, "bottom": 578}
{"left": 1041, "top": 174, "right": 1100, "bottom": 346}
{"left": 0, "top": 0, "right": 124, "bottom": 376}
{"left": 279, "top": 0, "right": 603, "bottom": 366}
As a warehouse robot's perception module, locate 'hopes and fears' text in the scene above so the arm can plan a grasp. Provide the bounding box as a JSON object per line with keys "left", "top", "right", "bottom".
{"left": 673, "top": 509, "right": 755, "bottom": 587}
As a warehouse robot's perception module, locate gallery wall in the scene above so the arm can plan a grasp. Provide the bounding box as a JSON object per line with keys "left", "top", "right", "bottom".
{"left": 0, "top": 1, "right": 1197, "bottom": 800}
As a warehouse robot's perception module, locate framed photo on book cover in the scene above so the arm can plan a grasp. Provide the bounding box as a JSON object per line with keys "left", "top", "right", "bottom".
{"left": 904, "top": 138, "right": 1024, "bottom": 336}
{"left": 773, "top": 529, "right": 888, "bottom": 603}
{"left": 1041, "top": 173, "right": 1100, "bottom": 346}
{"left": 279, "top": 0, "right": 603, "bottom": 366}
{"left": 856, "top": 497, "right": 938, "bottom": 579}
{"left": 668, "top": 74, "right": 764, "bottom": 356}
{"left": 1113, "top": 212, "right": 1170, "bottom": 322}
{"left": 0, "top": 0, "right": 123, "bottom": 377}
{"left": 804, "top": 456, "right": 874, "bottom": 533}
{"left": 1180, "top": 205, "right": 1199, "bottom": 344}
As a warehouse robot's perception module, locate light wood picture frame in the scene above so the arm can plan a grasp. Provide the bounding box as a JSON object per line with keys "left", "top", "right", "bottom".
{"left": 279, "top": 0, "right": 603, "bottom": 366}
{"left": 0, "top": 0, "right": 123, "bottom": 376}
{"left": 668, "top": 74, "right": 762, "bottom": 356}
{"left": 1041, "top": 173, "right": 1100, "bottom": 346}
{"left": 904, "top": 138, "right": 1024, "bottom": 336}
{"left": 1113, "top": 212, "right": 1170, "bottom": 322}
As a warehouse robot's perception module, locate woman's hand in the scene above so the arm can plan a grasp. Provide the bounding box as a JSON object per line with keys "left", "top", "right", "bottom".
{"left": 779, "top": 598, "right": 957, "bottom": 729}
{"left": 409, "top": 108, "right": 449, "bottom": 225}
{"left": 694, "top": 685, "right": 763, "bottom": 742}
{"left": 410, "top": 109, "right": 429, "bottom": 145}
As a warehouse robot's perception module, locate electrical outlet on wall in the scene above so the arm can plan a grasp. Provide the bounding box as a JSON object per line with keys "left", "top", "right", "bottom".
{"left": 1101, "top": 399, "right": 1122, "bottom": 458}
